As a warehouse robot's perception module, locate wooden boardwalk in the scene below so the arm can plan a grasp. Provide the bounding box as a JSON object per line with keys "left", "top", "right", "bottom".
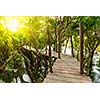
{"left": 44, "top": 52, "right": 91, "bottom": 83}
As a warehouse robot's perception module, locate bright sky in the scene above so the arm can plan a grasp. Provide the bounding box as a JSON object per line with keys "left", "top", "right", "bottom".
{"left": 7, "top": 19, "right": 19, "bottom": 32}
{"left": 1, "top": 17, "right": 21, "bottom": 32}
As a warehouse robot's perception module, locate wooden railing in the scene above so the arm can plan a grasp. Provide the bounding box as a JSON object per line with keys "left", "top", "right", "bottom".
{"left": 0, "top": 46, "right": 57, "bottom": 83}
{"left": 20, "top": 47, "right": 57, "bottom": 82}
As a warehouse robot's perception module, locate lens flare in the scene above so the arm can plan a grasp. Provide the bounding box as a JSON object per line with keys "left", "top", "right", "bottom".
{"left": 7, "top": 19, "right": 19, "bottom": 32}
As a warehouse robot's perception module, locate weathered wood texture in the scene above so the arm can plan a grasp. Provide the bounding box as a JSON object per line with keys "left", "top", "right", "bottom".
{"left": 44, "top": 52, "right": 91, "bottom": 83}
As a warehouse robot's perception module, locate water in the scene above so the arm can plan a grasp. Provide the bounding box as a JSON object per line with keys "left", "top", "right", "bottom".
{"left": 23, "top": 74, "right": 31, "bottom": 82}
{"left": 92, "top": 52, "right": 100, "bottom": 82}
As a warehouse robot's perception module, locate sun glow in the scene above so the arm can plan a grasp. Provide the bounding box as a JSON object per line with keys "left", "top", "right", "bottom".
{"left": 6, "top": 19, "right": 20, "bottom": 32}
{"left": 1, "top": 17, "right": 21, "bottom": 32}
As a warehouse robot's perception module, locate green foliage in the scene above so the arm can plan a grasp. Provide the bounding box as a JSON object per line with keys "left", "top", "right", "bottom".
{"left": 38, "top": 32, "right": 47, "bottom": 49}
{"left": 0, "top": 16, "right": 100, "bottom": 82}
{"left": 97, "top": 58, "right": 100, "bottom": 68}
{"left": 0, "top": 72, "right": 14, "bottom": 83}
{"left": 0, "top": 16, "right": 47, "bottom": 82}
{"left": 96, "top": 45, "right": 100, "bottom": 52}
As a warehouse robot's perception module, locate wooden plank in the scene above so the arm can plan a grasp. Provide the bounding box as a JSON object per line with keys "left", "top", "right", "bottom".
{"left": 44, "top": 52, "right": 91, "bottom": 83}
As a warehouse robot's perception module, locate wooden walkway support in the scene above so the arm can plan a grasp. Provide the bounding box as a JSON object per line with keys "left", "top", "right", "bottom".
{"left": 44, "top": 52, "right": 91, "bottom": 83}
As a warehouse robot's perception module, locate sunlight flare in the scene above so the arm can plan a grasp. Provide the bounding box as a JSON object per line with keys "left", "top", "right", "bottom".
{"left": 7, "top": 19, "right": 20, "bottom": 32}
{"left": 7, "top": 19, "right": 19, "bottom": 32}
{"left": 1, "top": 17, "right": 21, "bottom": 32}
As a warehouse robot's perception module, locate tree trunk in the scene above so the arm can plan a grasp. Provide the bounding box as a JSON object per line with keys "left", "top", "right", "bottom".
{"left": 64, "top": 37, "right": 69, "bottom": 54}
{"left": 58, "top": 31, "right": 61, "bottom": 59}
{"left": 54, "top": 21, "right": 58, "bottom": 52}
{"left": 70, "top": 36, "right": 74, "bottom": 57}
{"left": 76, "top": 50, "right": 79, "bottom": 61}
{"left": 55, "top": 34, "right": 57, "bottom": 52}
{"left": 58, "top": 16, "right": 62, "bottom": 59}
{"left": 79, "top": 23, "right": 84, "bottom": 74}
{"left": 47, "top": 30, "right": 51, "bottom": 57}
{"left": 45, "top": 45, "right": 47, "bottom": 54}
{"left": 89, "top": 51, "right": 94, "bottom": 76}
{"left": 47, "top": 27, "right": 53, "bottom": 73}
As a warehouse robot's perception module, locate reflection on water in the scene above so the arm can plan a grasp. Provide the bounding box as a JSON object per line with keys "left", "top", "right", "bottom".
{"left": 92, "top": 52, "right": 100, "bottom": 83}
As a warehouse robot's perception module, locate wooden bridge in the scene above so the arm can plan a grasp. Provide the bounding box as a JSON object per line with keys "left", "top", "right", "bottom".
{"left": 44, "top": 52, "right": 91, "bottom": 83}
